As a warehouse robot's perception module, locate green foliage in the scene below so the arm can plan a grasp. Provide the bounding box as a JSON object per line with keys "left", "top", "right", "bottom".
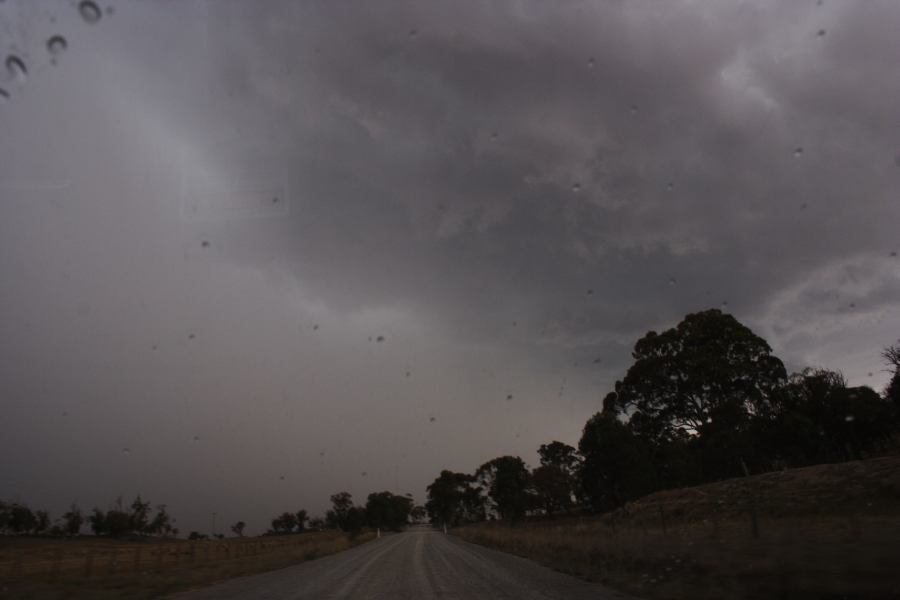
{"left": 579, "top": 412, "right": 657, "bottom": 511}
{"left": 87, "top": 495, "right": 173, "bottom": 537}
{"left": 271, "top": 511, "right": 298, "bottom": 534}
{"left": 4, "top": 503, "right": 38, "bottom": 534}
{"left": 61, "top": 504, "right": 83, "bottom": 536}
{"left": 295, "top": 509, "right": 308, "bottom": 531}
{"left": 475, "top": 456, "right": 531, "bottom": 522}
{"left": 425, "top": 470, "right": 484, "bottom": 527}
{"left": 364, "top": 491, "right": 413, "bottom": 531}
{"left": 231, "top": 520, "right": 246, "bottom": 537}
{"left": 612, "top": 309, "right": 787, "bottom": 440}
{"left": 531, "top": 465, "right": 572, "bottom": 516}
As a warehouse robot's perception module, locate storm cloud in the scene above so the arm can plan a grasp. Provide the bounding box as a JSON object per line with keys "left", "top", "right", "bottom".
{"left": 1, "top": 0, "right": 898, "bottom": 534}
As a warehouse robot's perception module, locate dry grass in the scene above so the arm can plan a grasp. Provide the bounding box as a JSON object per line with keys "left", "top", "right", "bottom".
{"left": 455, "top": 457, "right": 900, "bottom": 599}
{"left": 0, "top": 531, "right": 376, "bottom": 600}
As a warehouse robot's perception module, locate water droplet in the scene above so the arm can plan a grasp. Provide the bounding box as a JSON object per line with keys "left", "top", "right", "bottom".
{"left": 665, "top": 182, "right": 674, "bottom": 192}
{"left": 5, "top": 55, "right": 27, "bottom": 81}
{"left": 78, "top": 1, "right": 102, "bottom": 24}
{"left": 891, "top": 251, "right": 898, "bottom": 257}
{"left": 721, "top": 301, "right": 729, "bottom": 308}
{"left": 793, "top": 147, "right": 804, "bottom": 157}
{"left": 188, "top": 333, "right": 195, "bottom": 339}
{"left": 360, "top": 471, "right": 367, "bottom": 477}
{"left": 844, "top": 415, "right": 855, "bottom": 422}
{"left": 151, "top": 345, "right": 157, "bottom": 351}
{"left": 668, "top": 277, "right": 677, "bottom": 285}
{"left": 279, "top": 475, "right": 285, "bottom": 480}
{"left": 408, "top": 28, "right": 418, "bottom": 38}
{"left": 122, "top": 447, "right": 131, "bottom": 455}
{"left": 105, "top": 5, "right": 115, "bottom": 15}
{"left": 405, "top": 371, "right": 411, "bottom": 377}
{"left": 800, "top": 202, "right": 808, "bottom": 209}
{"left": 271, "top": 196, "right": 279, "bottom": 204}
{"left": 593, "top": 358, "right": 602, "bottom": 364}
{"left": 817, "top": 29, "right": 826, "bottom": 37}
{"left": 193, "top": 436, "right": 200, "bottom": 442}
{"left": 429, "top": 416, "right": 436, "bottom": 422}
{"left": 506, "top": 394, "right": 513, "bottom": 401}
{"left": 849, "top": 302, "right": 856, "bottom": 308}
{"left": 368, "top": 336, "right": 372, "bottom": 342}
{"left": 587, "top": 57, "right": 595, "bottom": 69}
{"left": 319, "top": 451, "right": 325, "bottom": 457}
{"left": 629, "top": 104, "right": 638, "bottom": 114}
{"left": 376, "top": 335, "right": 385, "bottom": 343}
{"left": 47, "top": 35, "right": 67, "bottom": 56}
{"left": 867, "top": 372, "right": 873, "bottom": 377}
{"left": 586, "top": 289, "right": 593, "bottom": 295}
{"left": 313, "top": 324, "right": 319, "bottom": 330}
{"left": 201, "top": 240, "right": 210, "bottom": 247}
{"left": 571, "top": 182, "right": 581, "bottom": 193}
{"left": 490, "top": 132, "right": 498, "bottom": 141}
{"left": 62, "top": 411, "right": 68, "bottom": 417}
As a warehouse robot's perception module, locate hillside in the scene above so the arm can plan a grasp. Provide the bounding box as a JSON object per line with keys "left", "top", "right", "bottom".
{"left": 455, "top": 456, "right": 900, "bottom": 599}
{"left": 604, "top": 454, "right": 900, "bottom": 527}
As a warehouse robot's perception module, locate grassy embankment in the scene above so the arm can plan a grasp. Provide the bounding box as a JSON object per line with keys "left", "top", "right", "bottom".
{"left": 0, "top": 530, "right": 376, "bottom": 600}
{"left": 455, "top": 455, "right": 900, "bottom": 599}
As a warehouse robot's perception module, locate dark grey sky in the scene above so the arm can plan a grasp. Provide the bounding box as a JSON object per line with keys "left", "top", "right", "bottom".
{"left": 1, "top": 0, "right": 898, "bottom": 534}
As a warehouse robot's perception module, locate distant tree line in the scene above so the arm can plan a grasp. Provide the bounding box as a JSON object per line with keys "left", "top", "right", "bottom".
{"left": 0, "top": 495, "right": 176, "bottom": 538}
{"left": 426, "top": 310, "right": 900, "bottom": 523}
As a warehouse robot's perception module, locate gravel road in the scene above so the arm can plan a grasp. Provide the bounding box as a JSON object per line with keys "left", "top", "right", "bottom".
{"left": 171, "top": 529, "right": 636, "bottom": 599}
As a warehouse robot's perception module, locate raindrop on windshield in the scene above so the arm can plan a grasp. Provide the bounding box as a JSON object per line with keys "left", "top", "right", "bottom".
{"left": 490, "top": 132, "right": 498, "bottom": 141}
{"left": 376, "top": 335, "right": 385, "bottom": 343}
{"left": 586, "top": 289, "right": 594, "bottom": 295}
{"left": 78, "top": 1, "right": 102, "bottom": 24}
{"left": 405, "top": 371, "right": 411, "bottom": 377}
{"left": 793, "top": 147, "right": 804, "bottom": 157}
{"left": 47, "top": 36, "right": 68, "bottom": 56}
{"left": 817, "top": 29, "right": 826, "bottom": 37}
{"left": 360, "top": 471, "right": 367, "bottom": 477}
{"left": 587, "top": 57, "right": 595, "bottom": 69}
{"left": 666, "top": 182, "right": 674, "bottom": 192}
{"left": 201, "top": 240, "right": 210, "bottom": 247}
{"left": 668, "top": 277, "right": 677, "bottom": 285}
{"left": 313, "top": 324, "right": 319, "bottom": 330}
{"left": 506, "top": 394, "right": 513, "bottom": 401}
{"left": 571, "top": 182, "right": 581, "bottom": 193}
{"left": 193, "top": 436, "right": 200, "bottom": 442}
{"left": 122, "top": 447, "right": 131, "bottom": 455}
{"left": 5, "top": 55, "right": 27, "bottom": 81}
{"left": 188, "top": 333, "right": 195, "bottom": 339}
{"left": 279, "top": 475, "right": 285, "bottom": 480}
{"left": 429, "top": 416, "right": 436, "bottom": 422}
{"left": 408, "top": 29, "right": 418, "bottom": 39}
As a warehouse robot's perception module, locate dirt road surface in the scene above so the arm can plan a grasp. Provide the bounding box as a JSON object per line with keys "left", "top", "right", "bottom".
{"left": 171, "top": 529, "right": 635, "bottom": 599}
